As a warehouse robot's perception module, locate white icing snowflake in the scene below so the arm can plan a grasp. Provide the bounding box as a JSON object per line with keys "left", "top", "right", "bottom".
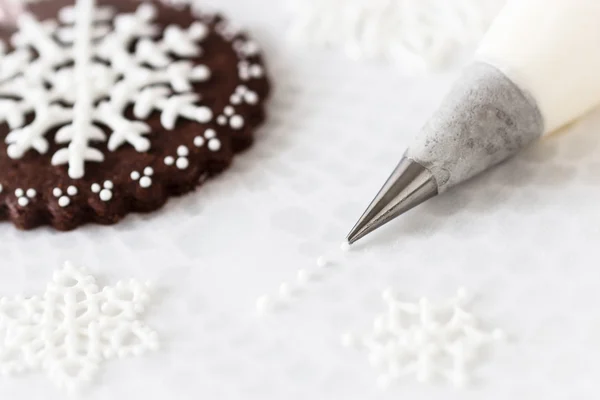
{"left": 0, "top": 1, "right": 212, "bottom": 179}
{"left": 343, "top": 288, "right": 505, "bottom": 388}
{"left": 0, "top": 261, "right": 158, "bottom": 392}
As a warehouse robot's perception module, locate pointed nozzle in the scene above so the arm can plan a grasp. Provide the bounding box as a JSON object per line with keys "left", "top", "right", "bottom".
{"left": 346, "top": 157, "right": 438, "bottom": 245}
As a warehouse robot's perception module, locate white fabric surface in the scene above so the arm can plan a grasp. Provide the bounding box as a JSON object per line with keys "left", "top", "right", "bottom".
{"left": 1, "top": 0, "right": 600, "bottom": 398}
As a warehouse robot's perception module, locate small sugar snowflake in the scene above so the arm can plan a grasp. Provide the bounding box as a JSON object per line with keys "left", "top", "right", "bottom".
{"left": 0, "top": 261, "right": 158, "bottom": 392}
{"left": 0, "top": 1, "right": 212, "bottom": 179}
{"left": 343, "top": 288, "right": 505, "bottom": 388}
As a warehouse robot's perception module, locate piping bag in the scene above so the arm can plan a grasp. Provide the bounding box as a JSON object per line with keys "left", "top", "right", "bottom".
{"left": 347, "top": 0, "right": 600, "bottom": 244}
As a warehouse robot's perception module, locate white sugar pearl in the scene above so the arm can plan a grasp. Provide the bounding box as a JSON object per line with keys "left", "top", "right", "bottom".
{"left": 230, "top": 94, "right": 242, "bottom": 105}
{"left": 130, "top": 171, "right": 141, "bottom": 180}
{"left": 99, "top": 189, "right": 112, "bottom": 201}
{"left": 244, "top": 41, "right": 260, "bottom": 55}
{"left": 67, "top": 186, "right": 78, "bottom": 196}
{"left": 176, "top": 157, "right": 189, "bottom": 170}
{"left": 144, "top": 167, "right": 154, "bottom": 176}
{"left": 245, "top": 91, "right": 259, "bottom": 104}
{"left": 229, "top": 115, "right": 244, "bottom": 130}
{"left": 224, "top": 106, "right": 234, "bottom": 116}
{"left": 26, "top": 189, "right": 36, "bottom": 198}
{"left": 14, "top": 188, "right": 23, "bottom": 197}
{"left": 58, "top": 196, "right": 70, "bottom": 207}
{"left": 207, "top": 139, "right": 221, "bottom": 152}
{"left": 0, "top": 184, "right": 3, "bottom": 193}
{"left": 53, "top": 188, "right": 62, "bottom": 197}
{"left": 164, "top": 156, "right": 174, "bottom": 166}
{"left": 250, "top": 64, "right": 264, "bottom": 77}
{"left": 340, "top": 241, "right": 351, "bottom": 252}
{"left": 177, "top": 145, "right": 189, "bottom": 157}
{"left": 103, "top": 180, "right": 113, "bottom": 190}
{"left": 256, "top": 295, "right": 274, "bottom": 315}
{"left": 139, "top": 176, "right": 152, "bottom": 188}
{"left": 193, "top": 136, "right": 205, "bottom": 147}
{"left": 204, "top": 129, "right": 216, "bottom": 139}
{"left": 17, "top": 197, "right": 28, "bottom": 207}
{"left": 91, "top": 183, "right": 101, "bottom": 193}
{"left": 316, "top": 256, "right": 329, "bottom": 268}
{"left": 217, "top": 115, "right": 227, "bottom": 125}
{"left": 236, "top": 85, "right": 247, "bottom": 94}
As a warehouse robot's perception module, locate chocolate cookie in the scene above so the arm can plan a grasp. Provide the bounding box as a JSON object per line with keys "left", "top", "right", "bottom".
{"left": 0, "top": 0, "right": 270, "bottom": 230}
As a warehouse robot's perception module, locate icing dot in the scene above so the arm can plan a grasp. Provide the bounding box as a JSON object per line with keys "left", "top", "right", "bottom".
{"left": 14, "top": 188, "right": 24, "bottom": 197}
{"left": 193, "top": 64, "right": 211, "bottom": 80}
{"left": 229, "top": 115, "right": 244, "bottom": 129}
{"left": 144, "top": 167, "right": 154, "bottom": 176}
{"left": 53, "top": 188, "right": 62, "bottom": 198}
{"left": 224, "top": 106, "right": 234, "bottom": 116}
{"left": 99, "top": 189, "right": 112, "bottom": 202}
{"left": 217, "top": 116, "right": 227, "bottom": 125}
{"left": 341, "top": 332, "right": 358, "bottom": 348}
{"left": 91, "top": 183, "right": 101, "bottom": 193}
{"left": 256, "top": 295, "right": 274, "bottom": 315}
{"left": 193, "top": 136, "right": 205, "bottom": 147}
{"left": 340, "top": 242, "right": 351, "bottom": 252}
{"left": 58, "top": 196, "right": 70, "bottom": 207}
{"left": 164, "top": 156, "right": 175, "bottom": 166}
{"left": 250, "top": 64, "right": 264, "bottom": 77}
{"left": 316, "top": 256, "right": 329, "bottom": 268}
{"left": 26, "top": 189, "right": 36, "bottom": 198}
{"left": 103, "top": 181, "right": 114, "bottom": 190}
{"left": 139, "top": 176, "right": 152, "bottom": 188}
{"left": 67, "top": 186, "right": 78, "bottom": 196}
{"left": 18, "top": 197, "right": 28, "bottom": 207}
{"left": 297, "top": 269, "right": 311, "bottom": 285}
{"left": 204, "top": 129, "right": 216, "bottom": 139}
{"left": 130, "top": 171, "right": 141, "bottom": 180}
{"left": 244, "top": 41, "right": 260, "bottom": 55}
{"left": 208, "top": 139, "right": 221, "bottom": 152}
{"left": 278, "top": 283, "right": 292, "bottom": 298}
{"left": 177, "top": 146, "right": 189, "bottom": 157}
{"left": 245, "top": 91, "right": 259, "bottom": 104}
{"left": 176, "top": 157, "right": 189, "bottom": 170}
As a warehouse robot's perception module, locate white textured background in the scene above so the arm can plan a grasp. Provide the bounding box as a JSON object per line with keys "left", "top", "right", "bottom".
{"left": 1, "top": 0, "right": 600, "bottom": 399}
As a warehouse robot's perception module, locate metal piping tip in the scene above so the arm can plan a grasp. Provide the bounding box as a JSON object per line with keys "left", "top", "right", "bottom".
{"left": 346, "top": 157, "right": 438, "bottom": 245}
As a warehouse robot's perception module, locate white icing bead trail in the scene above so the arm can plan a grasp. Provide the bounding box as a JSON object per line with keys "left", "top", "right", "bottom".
{"left": 287, "top": 0, "right": 506, "bottom": 71}
{"left": 343, "top": 288, "right": 506, "bottom": 388}
{"left": 91, "top": 180, "right": 114, "bottom": 201}
{"left": 255, "top": 245, "right": 352, "bottom": 315}
{"left": 0, "top": 3, "right": 213, "bottom": 178}
{"left": 0, "top": 261, "right": 158, "bottom": 392}
{"left": 131, "top": 166, "right": 154, "bottom": 188}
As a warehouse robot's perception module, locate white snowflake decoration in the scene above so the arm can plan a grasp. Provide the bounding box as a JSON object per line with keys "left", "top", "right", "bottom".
{"left": 0, "top": 261, "right": 158, "bottom": 392}
{"left": 343, "top": 288, "right": 505, "bottom": 388}
{"left": 0, "top": 0, "right": 212, "bottom": 178}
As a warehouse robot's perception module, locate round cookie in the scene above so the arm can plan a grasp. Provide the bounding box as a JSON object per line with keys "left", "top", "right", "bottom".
{"left": 0, "top": 0, "right": 270, "bottom": 230}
